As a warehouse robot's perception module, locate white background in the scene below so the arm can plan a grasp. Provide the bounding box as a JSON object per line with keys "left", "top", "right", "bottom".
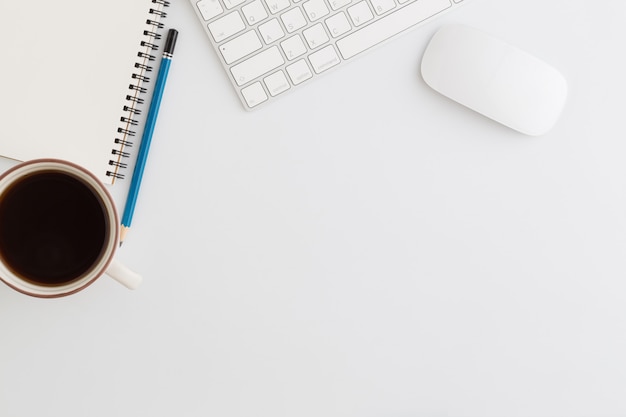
{"left": 2, "top": 0, "right": 626, "bottom": 416}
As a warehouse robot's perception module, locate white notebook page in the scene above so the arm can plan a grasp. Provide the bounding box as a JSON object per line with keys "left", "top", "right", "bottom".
{"left": 0, "top": 0, "right": 165, "bottom": 184}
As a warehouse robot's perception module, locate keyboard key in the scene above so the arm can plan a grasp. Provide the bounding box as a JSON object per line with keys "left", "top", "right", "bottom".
{"left": 280, "top": 34, "right": 307, "bottom": 60}
{"left": 241, "top": 82, "right": 268, "bottom": 107}
{"left": 259, "top": 18, "right": 286, "bottom": 44}
{"left": 308, "top": 45, "right": 340, "bottom": 73}
{"left": 223, "top": 0, "right": 247, "bottom": 9}
{"left": 338, "top": 0, "right": 451, "bottom": 59}
{"left": 303, "top": 23, "right": 330, "bottom": 49}
{"left": 242, "top": 0, "right": 269, "bottom": 24}
{"left": 286, "top": 59, "right": 313, "bottom": 85}
{"left": 329, "top": 0, "right": 351, "bottom": 11}
{"left": 208, "top": 11, "right": 246, "bottom": 43}
{"left": 231, "top": 46, "right": 285, "bottom": 86}
{"left": 370, "top": 0, "right": 396, "bottom": 15}
{"left": 264, "top": 71, "right": 291, "bottom": 96}
{"left": 219, "top": 30, "right": 263, "bottom": 64}
{"left": 281, "top": 7, "right": 307, "bottom": 33}
{"left": 325, "top": 12, "right": 351, "bottom": 38}
{"left": 303, "top": 0, "right": 330, "bottom": 21}
{"left": 347, "top": 1, "right": 374, "bottom": 27}
{"left": 197, "top": 0, "right": 223, "bottom": 21}
{"left": 263, "top": 0, "right": 291, "bottom": 14}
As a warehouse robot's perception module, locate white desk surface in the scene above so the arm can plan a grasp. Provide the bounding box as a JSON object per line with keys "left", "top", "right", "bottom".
{"left": 2, "top": 0, "right": 626, "bottom": 416}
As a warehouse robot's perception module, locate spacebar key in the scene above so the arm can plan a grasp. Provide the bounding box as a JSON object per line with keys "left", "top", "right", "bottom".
{"left": 337, "top": 0, "right": 451, "bottom": 59}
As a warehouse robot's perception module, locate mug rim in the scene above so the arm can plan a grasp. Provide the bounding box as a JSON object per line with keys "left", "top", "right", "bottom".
{"left": 0, "top": 159, "right": 119, "bottom": 298}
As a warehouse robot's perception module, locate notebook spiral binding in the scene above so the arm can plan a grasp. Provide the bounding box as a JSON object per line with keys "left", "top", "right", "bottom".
{"left": 108, "top": 0, "right": 171, "bottom": 181}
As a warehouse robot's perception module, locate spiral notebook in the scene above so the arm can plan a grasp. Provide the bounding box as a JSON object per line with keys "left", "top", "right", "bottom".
{"left": 0, "top": 0, "right": 170, "bottom": 184}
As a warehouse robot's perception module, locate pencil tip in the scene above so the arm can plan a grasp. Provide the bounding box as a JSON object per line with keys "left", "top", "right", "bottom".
{"left": 119, "top": 226, "right": 129, "bottom": 246}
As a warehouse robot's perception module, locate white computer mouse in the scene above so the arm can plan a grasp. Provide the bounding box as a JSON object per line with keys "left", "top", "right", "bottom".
{"left": 421, "top": 24, "right": 568, "bottom": 136}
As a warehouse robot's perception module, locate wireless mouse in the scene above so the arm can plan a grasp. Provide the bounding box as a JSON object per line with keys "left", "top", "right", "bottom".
{"left": 421, "top": 24, "right": 568, "bottom": 136}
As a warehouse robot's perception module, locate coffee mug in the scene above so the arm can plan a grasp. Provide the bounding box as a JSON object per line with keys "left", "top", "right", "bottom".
{"left": 0, "top": 159, "right": 141, "bottom": 297}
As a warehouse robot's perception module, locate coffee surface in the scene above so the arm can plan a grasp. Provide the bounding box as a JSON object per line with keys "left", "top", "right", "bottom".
{"left": 0, "top": 171, "right": 108, "bottom": 285}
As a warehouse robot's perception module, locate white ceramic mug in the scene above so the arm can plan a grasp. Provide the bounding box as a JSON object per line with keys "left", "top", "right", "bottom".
{"left": 0, "top": 159, "right": 141, "bottom": 297}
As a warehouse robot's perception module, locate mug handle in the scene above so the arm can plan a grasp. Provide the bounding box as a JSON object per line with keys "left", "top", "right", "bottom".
{"left": 106, "top": 259, "right": 142, "bottom": 290}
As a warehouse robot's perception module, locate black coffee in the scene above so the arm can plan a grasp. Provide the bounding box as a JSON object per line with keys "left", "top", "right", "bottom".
{"left": 0, "top": 171, "right": 108, "bottom": 285}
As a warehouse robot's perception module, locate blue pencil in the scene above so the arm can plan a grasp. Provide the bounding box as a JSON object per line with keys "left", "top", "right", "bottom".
{"left": 120, "top": 28, "right": 178, "bottom": 245}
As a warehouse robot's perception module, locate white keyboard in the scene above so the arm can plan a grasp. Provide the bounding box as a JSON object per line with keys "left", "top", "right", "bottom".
{"left": 190, "top": 0, "right": 470, "bottom": 109}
